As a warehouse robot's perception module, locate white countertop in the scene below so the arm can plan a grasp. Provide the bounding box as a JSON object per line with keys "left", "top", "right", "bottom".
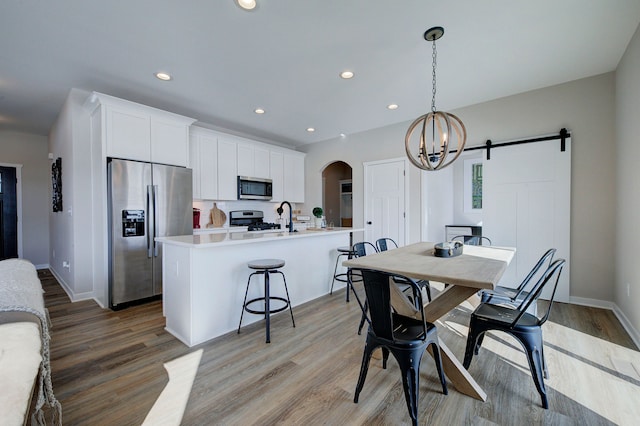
{"left": 156, "top": 227, "right": 362, "bottom": 248}
{"left": 193, "top": 226, "right": 247, "bottom": 234}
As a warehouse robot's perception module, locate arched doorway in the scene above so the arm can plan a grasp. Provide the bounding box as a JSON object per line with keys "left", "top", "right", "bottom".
{"left": 322, "top": 161, "right": 352, "bottom": 227}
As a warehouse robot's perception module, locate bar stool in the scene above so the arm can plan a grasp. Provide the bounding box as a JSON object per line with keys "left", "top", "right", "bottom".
{"left": 237, "top": 259, "right": 295, "bottom": 343}
{"left": 330, "top": 246, "right": 361, "bottom": 302}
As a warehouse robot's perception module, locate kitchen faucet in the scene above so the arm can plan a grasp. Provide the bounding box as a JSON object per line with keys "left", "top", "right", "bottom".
{"left": 276, "top": 201, "right": 295, "bottom": 232}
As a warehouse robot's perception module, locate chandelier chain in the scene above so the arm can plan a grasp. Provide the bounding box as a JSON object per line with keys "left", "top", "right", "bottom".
{"left": 431, "top": 38, "right": 437, "bottom": 113}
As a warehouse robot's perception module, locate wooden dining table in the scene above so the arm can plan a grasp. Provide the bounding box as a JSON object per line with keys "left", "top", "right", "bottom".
{"left": 343, "top": 241, "right": 515, "bottom": 401}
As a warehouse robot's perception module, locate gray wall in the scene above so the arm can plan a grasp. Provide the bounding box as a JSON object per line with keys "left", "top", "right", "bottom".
{"left": 615, "top": 24, "right": 640, "bottom": 334}
{"left": 0, "top": 131, "right": 50, "bottom": 266}
{"left": 301, "top": 72, "right": 616, "bottom": 303}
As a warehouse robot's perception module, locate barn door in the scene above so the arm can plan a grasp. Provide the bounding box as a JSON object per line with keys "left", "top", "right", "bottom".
{"left": 483, "top": 137, "right": 571, "bottom": 302}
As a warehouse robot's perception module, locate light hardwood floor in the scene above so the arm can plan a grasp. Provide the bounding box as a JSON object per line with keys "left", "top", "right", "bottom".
{"left": 41, "top": 270, "right": 639, "bottom": 425}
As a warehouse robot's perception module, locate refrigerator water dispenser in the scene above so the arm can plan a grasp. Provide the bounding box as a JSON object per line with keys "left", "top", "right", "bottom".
{"left": 122, "top": 210, "right": 145, "bottom": 237}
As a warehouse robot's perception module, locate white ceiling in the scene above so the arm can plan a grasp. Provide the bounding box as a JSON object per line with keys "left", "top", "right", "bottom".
{"left": 1, "top": 1, "right": 639, "bottom": 148}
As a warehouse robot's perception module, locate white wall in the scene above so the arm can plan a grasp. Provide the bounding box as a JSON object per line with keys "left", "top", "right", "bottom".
{"left": 301, "top": 72, "right": 616, "bottom": 302}
{"left": 0, "top": 131, "right": 49, "bottom": 266}
{"left": 453, "top": 73, "right": 616, "bottom": 302}
{"left": 615, "top": 24, "right": 640, "bottom": 336}
{"left": 48, "top": 88, "right": 95, "bottom": 300}
{"left": 300, "top": 123, "right": 425, "bottom": 245}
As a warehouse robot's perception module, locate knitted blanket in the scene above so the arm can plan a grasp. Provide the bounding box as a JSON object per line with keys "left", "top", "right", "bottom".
{"left": 0, "top": 259, "right": 62, "bottom": 425}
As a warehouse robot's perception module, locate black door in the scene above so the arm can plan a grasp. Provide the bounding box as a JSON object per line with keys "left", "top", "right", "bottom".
{"left": 0, "top": 166, "right": 18, "bottom": 260}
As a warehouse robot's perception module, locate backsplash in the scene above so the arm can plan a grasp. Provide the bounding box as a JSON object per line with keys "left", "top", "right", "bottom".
{"left": 192, "top": 200, "right": 302, "bottom": 229}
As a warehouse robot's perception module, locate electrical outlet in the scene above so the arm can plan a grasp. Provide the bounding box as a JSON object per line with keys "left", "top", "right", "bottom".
{"left": 63, "top": 261, "right": 70, "bottom": 269}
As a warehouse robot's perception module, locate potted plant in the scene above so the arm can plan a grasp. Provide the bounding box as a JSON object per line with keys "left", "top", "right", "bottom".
{"left": 312, "top": 207, "right": 324, "bottom": 228}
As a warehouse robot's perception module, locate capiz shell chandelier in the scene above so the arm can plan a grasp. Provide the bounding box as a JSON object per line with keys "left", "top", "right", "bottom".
{"left": 405, "top": 26, "right": 466, "bottom": 171}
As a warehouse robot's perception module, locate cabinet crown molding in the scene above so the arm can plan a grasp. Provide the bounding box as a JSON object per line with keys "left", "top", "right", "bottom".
{"left": 85, "top": 91, "right": 195, "bottom": 125}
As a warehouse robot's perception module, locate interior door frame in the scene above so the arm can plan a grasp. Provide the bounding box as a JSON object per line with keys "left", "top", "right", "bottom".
{"left": 363, "top": 157, "right": 410, "bottom": 246}
{"left": 0, "top": 162, "right": 23, "bottom": 258}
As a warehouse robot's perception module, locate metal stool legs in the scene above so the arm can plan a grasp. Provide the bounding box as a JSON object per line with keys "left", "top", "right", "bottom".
{"left": 330, "top": 252, "right": 350, "bottom": 295}
{"left": 238, "top": 268, "right": 295, "bottom": 343}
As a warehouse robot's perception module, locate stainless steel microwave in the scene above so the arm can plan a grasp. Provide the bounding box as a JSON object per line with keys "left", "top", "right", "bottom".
{"left": 237, "top": 176, "right": 273, "bottom": 200}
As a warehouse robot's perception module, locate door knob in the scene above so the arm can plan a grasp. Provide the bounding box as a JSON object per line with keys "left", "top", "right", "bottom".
{"left": 366, "top": 221, "right": 372, "bottom": 225}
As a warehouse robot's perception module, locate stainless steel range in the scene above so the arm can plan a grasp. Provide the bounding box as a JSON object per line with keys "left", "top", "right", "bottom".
{"left": 229, "top": 210, "right": 281, "bottom": 231}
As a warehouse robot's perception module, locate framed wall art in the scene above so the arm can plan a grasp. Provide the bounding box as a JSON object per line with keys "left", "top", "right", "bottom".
{"left": 52, "top": 157, "right": 62, "bottom": 212}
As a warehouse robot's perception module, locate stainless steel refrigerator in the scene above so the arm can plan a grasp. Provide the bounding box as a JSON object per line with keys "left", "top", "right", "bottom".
{"left": 108, "top": 158, "right": 192, "bottom": 309}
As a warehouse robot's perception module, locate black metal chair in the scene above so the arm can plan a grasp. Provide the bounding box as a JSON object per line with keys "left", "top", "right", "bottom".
{"left": 349, "top": 242, "right": 378, "bottom": 334}
{"left": 451, "top": 235, "right": 492, "bottom": 246}
{"left": 375, "top": 237, "right": 398, "bottom": 252}
{"left": 481, "top": 248, "right": 557, "bottom": 313}
{"left": 353, "top": 268, "right": 447, "bottom": 426}
{"left": 375, "top": 237, "right": 432, "bottom": 303}
{"left": 463, "top": 258, "right": 566, "bottom": 409}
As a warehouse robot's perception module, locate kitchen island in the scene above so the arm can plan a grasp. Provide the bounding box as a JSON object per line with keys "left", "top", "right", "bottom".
{"left": 156, "top": 227, "right": 361, "bottom": 346}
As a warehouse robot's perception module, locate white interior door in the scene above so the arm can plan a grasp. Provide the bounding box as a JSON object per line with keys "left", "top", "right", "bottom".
{"left": 483, "top": 137, "right": 571, "bottom": 302}
{"left": 364, "top": 159, "right": 408, "bottom": 247}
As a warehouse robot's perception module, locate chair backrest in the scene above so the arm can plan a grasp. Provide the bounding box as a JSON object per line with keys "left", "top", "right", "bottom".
{"left": 511, "top": 258, "right": 566, "bottom": 327}
{"left": 376, "top": 238, "right": 398, "bottom": 252}
{"left": 352, "top": 241, "right": 378, "bottom": 258}
{"left": 358, "top": 268, "right": 426, "bottom": 340}
{"left": 513, "top": 248, "right": 557, "bottom": 297}
{"left": 451, "top": 235, "right": 492, "bottom": 246}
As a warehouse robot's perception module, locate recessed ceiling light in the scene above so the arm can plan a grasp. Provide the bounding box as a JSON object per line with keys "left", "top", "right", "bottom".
{"left": 254, "top": 108, "right": 265, "bottom": 114}
{"left": 339, "top": 133, "right": 346, "bottom": 138}
{"left": 155, "top": 72, "right": 172, "bottom": 81}
{"left": 306, "top": 127, "right": 315, "bottom": 132}
{"left": 387, "top": 104, "right": 399, "bottom": 110}
{"left": 340, "top": 70, "right": 354, "bottom": 79}
{"left": 236, "top": 0, "right": 256, "bottom": 10}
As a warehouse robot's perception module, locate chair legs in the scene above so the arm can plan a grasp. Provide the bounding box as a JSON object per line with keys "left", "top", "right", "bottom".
{"left": 463, "top": 322, "right": 549, "bottom": 409}
{"left": 354, "top": 330, "right": 447, "bottom": 426}
{"left": 418, "top": 280, "right": 432, "bottom": 302}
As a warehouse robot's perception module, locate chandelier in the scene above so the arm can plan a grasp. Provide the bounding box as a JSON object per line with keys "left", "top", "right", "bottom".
{"left": 405, "top": 26, "right": 467, "bottom": 171}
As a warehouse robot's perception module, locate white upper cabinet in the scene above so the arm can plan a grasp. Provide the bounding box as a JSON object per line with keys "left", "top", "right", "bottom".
{"left": 217, "top": 136, "right": 239, "bottom": 200}
{"left": 254, "top": 146, "right": 270, "bottom": 179}
{"left": 105, "top": 107, "right": 150, "bottom": 162}
{"left": 283, "top": 153, "right": 305, "bottom": 203}
{"left": 89, "top": 92, "right": 195, "bottom": 167}
{"left": 237, "top": 142, "right": 270, "bottom": 179}
{"left": 237, "top": 142, "right": 254, "bottom": 177}
{"left": 187, "top": 125, "right": 305, "bottom": 202}
{"left": 151, "top": 115, "right": 192, "bottom": 166}
{"left": 270, "top": 151, "right": 284, "bottom": 201}
{"left": 190, "top": 128, "right": 218, "bottom": 200}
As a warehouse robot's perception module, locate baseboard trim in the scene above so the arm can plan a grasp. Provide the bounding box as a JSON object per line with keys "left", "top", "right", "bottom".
{"left": 569, "top": 296, "right": 614, "bottom": 310}
{"left": 35, "top": 263, "right": 50, "bottom": 270}
{"left": 612, "top": 304, "right": 640, "bottom": 350}
{"left": 92, "top": 297, "right": 106, "bottom": 309}
{"left": 569, "top": 296, "right": 640, "bottom": 349}
{"left": 48, "top": 267, "right": 95, "bottom": 303}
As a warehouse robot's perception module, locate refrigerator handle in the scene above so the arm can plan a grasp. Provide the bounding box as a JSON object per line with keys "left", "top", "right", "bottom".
{"left": 146, "top": 185, "right": 153, "bottom": 258}
{"left": 153, "top": 185, "right": 159, "bottom": 257}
